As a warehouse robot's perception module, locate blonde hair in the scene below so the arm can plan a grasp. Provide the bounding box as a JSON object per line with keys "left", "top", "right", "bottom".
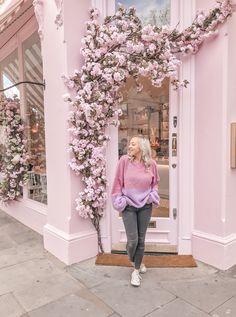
{"left": 129, "top": 135, "right": 152, "bottom": 168}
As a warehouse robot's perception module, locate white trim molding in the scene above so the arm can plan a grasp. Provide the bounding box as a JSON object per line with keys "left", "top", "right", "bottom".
{"left": 54, "top": 0, "right": 63, "bottom": 28}
{"left": 32, "top": 0, "right": 44, "bottom": 40}
{"left": 177, "top": 0, "right": 196, "bottom": 255}
{"left": 192, "top": 230, "right": 236, "bottom": 270}
{"left": 92, "top": 0, "right": 108, "bottom": 19}
{"left": 193, "top": 230, "right": 236, "bottom": 245}
{"left": 92, "top": 0, "right": 116, "bottom": 20}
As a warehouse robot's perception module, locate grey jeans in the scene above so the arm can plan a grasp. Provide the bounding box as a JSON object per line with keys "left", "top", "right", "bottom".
{"left": 122, "top": 204, "right": 152, "bottom": 270}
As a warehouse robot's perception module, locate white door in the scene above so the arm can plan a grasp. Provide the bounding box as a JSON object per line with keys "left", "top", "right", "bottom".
{"left": 111, "top": 77, "right": 178, "bottom": 253}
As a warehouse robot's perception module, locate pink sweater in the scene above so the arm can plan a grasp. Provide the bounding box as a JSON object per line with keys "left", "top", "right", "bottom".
{"left": 111, "top": 155, "right": 160, "bottom": 212}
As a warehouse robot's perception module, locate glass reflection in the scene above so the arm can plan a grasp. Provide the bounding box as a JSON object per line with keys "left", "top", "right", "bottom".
{"left": 115, "top": 0, "right": 170, "bottom": 26}
{"left": 0, "top": 49, "right": 20, "bottom": 98}
{"left": 119, "top": 77, "right": 169, "bottom": 217}
{"left": 23, "top": 32, "right": 47, "bottom": 204}
{"left": 0, "top": 50, "right": 21, "bottom": 193}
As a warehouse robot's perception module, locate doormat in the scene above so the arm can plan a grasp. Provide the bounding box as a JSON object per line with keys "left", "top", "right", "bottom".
{"left": 96, "top": 253, "right": 197, "bottom": 268}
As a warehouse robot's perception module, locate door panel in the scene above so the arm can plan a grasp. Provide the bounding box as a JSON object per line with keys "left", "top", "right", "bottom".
{"left": 111, "top": 76, "right": 178, "bottom": 252}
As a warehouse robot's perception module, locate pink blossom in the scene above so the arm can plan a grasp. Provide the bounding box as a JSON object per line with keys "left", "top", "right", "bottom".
{"left": 0, "top": 96, "right": 28, "bottom": 203}
{"left": 113, "top": 72, "right": 123, "bottom": 81}
{"left": 149, "top": 43, "right": 156, "bottom": 51}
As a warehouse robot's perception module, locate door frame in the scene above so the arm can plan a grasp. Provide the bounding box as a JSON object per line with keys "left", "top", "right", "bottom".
{"left": 96, "top": 0, "right": 195, "bottom": 255}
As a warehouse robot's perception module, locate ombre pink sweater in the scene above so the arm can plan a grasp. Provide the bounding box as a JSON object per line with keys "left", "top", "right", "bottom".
{"left": 111, "top": 155, "right": 160, "bottom": 212}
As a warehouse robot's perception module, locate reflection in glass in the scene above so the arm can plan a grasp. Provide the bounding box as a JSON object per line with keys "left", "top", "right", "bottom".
{"left": 119, "top": 77, "right": 169, "bottom": 217}
{"left": 0, "top": 49, "right": 20, "bottom": 98}
{"left": 0, "top": 50, "right": 22, "bottom": 194}
{"left": 23, "top": 32, "right": 47, "bottom": 204}
{"left": 0, "top": 125, "right": 7, "bottom": 184}
{"left": 115, "top": 0, "right": 170, "bottom": 26}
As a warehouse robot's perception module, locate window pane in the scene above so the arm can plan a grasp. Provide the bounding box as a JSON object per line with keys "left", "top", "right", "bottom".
{"left": 23, "top": 32, "right": 47, "bottom": 204}
{"left": 0, "top": 49, "right": 20, "bottom": 98}
{"left": 115, "top": 0, "right": 170, "bottom": 26}
{"left": 0, "top": 50, "right": 21, "bottom": 194}
{"left": 0, "top": 125, "right": 7, "bottom": 184}
{"left": 119, "top": 77, "right": 169, "bottom": 217}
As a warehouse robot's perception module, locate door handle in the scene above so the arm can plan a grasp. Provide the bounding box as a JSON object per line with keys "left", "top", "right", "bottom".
{"left": 172, "top": 133, "right": 177, "bottom": 156}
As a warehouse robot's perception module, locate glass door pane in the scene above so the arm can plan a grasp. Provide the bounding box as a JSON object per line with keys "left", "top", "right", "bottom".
{"left": 0, "top": 49, "right": 21, "bottom": 193}
{"left": 119, "top": 76, "right": 169, "bottom": 217}
{"left": 115, "top": 0, "right": 170, "bottom": 26}
{"left": 22, "top": 31, "right": 47, "bottom": 204}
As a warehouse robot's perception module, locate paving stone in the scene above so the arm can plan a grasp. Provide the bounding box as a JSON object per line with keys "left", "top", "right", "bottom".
{"left": 70, "top": 258, "right": 218, "bottom": 285}
{"left": 0, "top": 293, "right": 25, "bottom": 317}
{"left": 68, "top": 262, "right": 129, "bottom": 288}
{"left": 76, "top": 288, "right": 113, "bottom": 315}
{"left": 10, "top": 230, "right": 43, "bottom": 245}
{"left": 0, "top": 222, "right": 31, "bottom": 236}
{"left": 146, "top": 298, "right": 210, "bottom": 317}
{"left": 27, "top": 293, "right": 113, "bottom": 317}
{"left": 0, "top": 243, "right": 46, "bottom": 269}
{"left": 0, "top": 214, "right": 15, "bottom": 226}
{"left": 14, "top": 272, "right": 84, "bottom": 311}
{"left": 0, "top": 235, "right": 16, "bottom": 251}
{"left": 44, "top": 252, "right": 67, "bottom": 270}
{"left": 160, "top": 275, "right": 236, "bottom": 313}
{"left": 218, "top": 265, "right": 236, "bottom": 279}
{"left": 90, "top": 278, "right": 176, "bottom": 317}
{"left": 0, "top": 258, "right": 64, "bottom": 295}
{"left": 142, "top": 261, "right": 218, "bottom": 282}
{"left": 210, "top": 295, "right": 236, "bottom": 317}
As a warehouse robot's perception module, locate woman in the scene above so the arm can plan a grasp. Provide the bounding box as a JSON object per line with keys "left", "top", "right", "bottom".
{"left": 111, "top": 135, "right": 160, "bottom": 287}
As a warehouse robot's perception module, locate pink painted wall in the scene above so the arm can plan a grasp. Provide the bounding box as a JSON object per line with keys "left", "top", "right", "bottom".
{"left": 63, "top": 0, "right": 94, "bottom": 235}
{"left": 41, "top": 0, "right": 100, "bottom": 264}
{"left": 194, "top": 27, "right": 225, "bottom": 235}
{"left": 225, "top": 15, "right": 236, "bottom": 235}
{"left": 194, "top": 0, "right": 236, "bottom": 269}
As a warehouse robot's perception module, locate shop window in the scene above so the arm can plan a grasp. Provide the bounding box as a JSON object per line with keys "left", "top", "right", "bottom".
{"left": 115, "top": 0, "right": 170, "bottom": 26}
{"left": 22, "top": 32, "right": 47, "bottom": 204}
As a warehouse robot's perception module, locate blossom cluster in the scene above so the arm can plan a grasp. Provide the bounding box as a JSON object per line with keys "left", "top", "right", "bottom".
{"left": 63, "top": 1, "right": 235, "bottom": 226}
{"left": 0, "top": 95, "right": 29, "bottom": 203}
{"left": 170, "top": 0, "right": 236, "bottom": 56}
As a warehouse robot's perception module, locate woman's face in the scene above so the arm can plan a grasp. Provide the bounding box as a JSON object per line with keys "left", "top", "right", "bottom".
{"left": 128, "top": 137, "right": 141, "bottom": 158}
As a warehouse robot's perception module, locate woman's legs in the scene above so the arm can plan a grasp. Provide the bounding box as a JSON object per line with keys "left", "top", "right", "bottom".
{"left": 122, "top": 206, "right": 138, "bottom": 264}
{"left": 122, "top": 204, "right": 152, "bottom": 270}
{"left": 134, "top": 204, "right": 152, "bottom": 269}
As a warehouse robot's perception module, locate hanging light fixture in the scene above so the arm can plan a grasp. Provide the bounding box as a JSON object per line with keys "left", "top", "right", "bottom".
{"left": 31, "top": 122, "right": 39, "bottom": 133}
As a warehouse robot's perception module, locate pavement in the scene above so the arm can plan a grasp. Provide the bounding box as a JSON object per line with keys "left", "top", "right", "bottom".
{"left": 1, "top": 209, "right": 236, "bottom": 317}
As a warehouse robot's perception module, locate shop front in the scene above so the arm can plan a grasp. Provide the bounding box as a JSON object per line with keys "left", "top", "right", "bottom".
{"left": 0, "top": 0, "right": 236, "bottom": 270}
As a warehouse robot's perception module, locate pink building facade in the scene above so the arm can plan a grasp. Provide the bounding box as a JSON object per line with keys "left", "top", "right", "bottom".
{"left": 0, "top": 0, "right": 236, "bottom": 270}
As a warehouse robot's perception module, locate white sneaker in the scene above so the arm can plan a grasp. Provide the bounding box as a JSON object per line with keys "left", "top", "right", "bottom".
{"left": 131, "top": 270, "right": 142, "bottom": 287}
{"left": 140, "top": 263, "right": 147, "bottom": 274}
{"left": 131, "top": 262, "right": 147, "bottom": 274}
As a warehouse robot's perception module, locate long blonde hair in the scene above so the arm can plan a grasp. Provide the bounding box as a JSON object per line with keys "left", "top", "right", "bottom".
{"left": 129, "top": 135, "right": 152, "bottom": 168}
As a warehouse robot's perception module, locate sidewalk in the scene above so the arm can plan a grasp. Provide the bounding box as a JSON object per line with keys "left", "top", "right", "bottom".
{"left": 0, "top": 209, "right": 236, "bottom": 317}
